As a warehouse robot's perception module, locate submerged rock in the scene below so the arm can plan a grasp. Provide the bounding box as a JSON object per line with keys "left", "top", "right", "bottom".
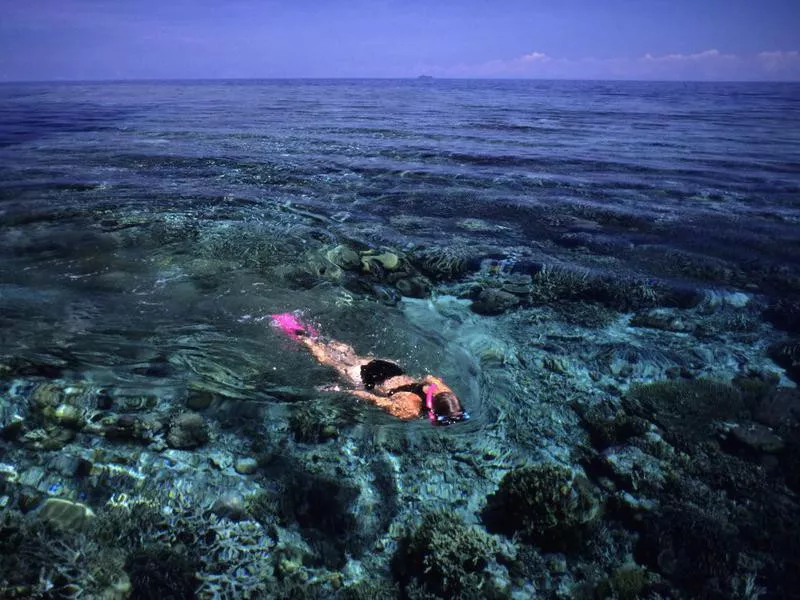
{"left": 370, "top": 283, "right": 401, "bottom": 306}
{"left": 37, "top": 497, "right": 96, "bottom": 530}
{"left": 211, "top": 492, "right": 249, "bottom": 520}
{"left": 576, "top": 402, "right": 650, "bottom": 450}
{"left": 234, "top": 457, "right": 259, "bottom": 475}
{"left": 500, "top": 272, "right": 533, "bottom": 297}
{"left": 22, "top": 425, "right": 76, "bottom": 451}
{"left": 601, "top": 445, "right": 667, "bottom": 493}
{"left": 325, "top": 244, "right": 362, "bottom": 270}
{"left": 31, "top": 383, "right": 90, "bottom": 414}
{"left": 288, "top": 402, "right": 339, "bottom": 444}
{"left": 303, "top": 252, "right": 343, "bottom": 281}
{"left": 635, "top": 504, "right": 741, "bottom": 596}
{"left": 360, "top": 250, "right": 400, "bottom": 272}
{"left": 167, "top": 412, "right": 210, "bottom": 449}
{"left": 102, "top": 414, "right": 152, "bottom": 443}
{"left": 717, "top": 421, "right": 784, "bottom": 454}
{"left": 630, "top": 309, "right": 694, "bottom": 333}
{"left": 52, "top": 403, "right": 83, "bottom": 428}
{"left": 395, "top": 276, "right": 431, "bottom": 298}
{"left": 462, "top": 332, "right": 514, "bottom": 367}
{"left": 751, "top": 387, "right": 800, "bottom": 430}
{"left": 768, "top": 340, "right": 800, "bottom": 384}
{"left": 471, "top": 288, "right": 519, "bottom": 315}
{"left": 186, "top": 387, "right": 215, "bottom": 411}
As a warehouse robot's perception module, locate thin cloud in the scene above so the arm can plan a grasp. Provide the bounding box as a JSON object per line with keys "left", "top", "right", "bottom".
{"left": 423, "top": 49, "right": 800, "bottom": 81}
{"left": 642, "top": 49, "right": 736, "bottom": 62}
{"left": 757, "top": 50, "right": 800, "bottom": 73}
{"left": 520, "top": 52, "right": 550, "bottom": 63}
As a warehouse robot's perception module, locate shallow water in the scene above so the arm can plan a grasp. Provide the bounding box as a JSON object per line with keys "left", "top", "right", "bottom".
{"left": 1, "top": 79, "right": 799, "bottom": 432}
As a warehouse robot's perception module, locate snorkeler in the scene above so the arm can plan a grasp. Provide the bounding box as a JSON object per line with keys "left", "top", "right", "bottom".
{"left": 271, "top": 312, "right": 470, "bottom": 426}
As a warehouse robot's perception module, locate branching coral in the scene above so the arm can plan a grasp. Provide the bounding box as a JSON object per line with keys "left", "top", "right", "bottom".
{"left": 194, "top": 516, "right": 276, "bottom": 599}
{"left": 0, "top": 511, "right": 127, "bottom": 600}
{"left": 529, "top": 264, "right": 592, "bottom": 304}
{"left": 411, "top": 245, "right": 471, "bottom": 280}
{"left": 393, "top": 511, "right": 504, "bottom": 599}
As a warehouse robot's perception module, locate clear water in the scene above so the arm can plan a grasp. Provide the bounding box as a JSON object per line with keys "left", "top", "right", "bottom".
{"left": 1, "top": 79, "right": 799, "bottom": 429}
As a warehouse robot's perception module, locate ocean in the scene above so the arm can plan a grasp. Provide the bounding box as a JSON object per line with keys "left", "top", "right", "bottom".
{"left": 1, "top": 79, "right": 799, "bottom": 598}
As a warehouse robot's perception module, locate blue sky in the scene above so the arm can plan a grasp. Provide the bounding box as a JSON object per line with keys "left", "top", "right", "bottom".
{"left": 1, "top": 0, "right": 798, "bottom": 81}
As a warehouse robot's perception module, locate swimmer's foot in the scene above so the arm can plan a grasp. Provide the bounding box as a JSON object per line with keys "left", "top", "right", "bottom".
{"left": 317, "top": 383, "right": 343, "bottom": 392}
{"left": 271, "top": 312, "right": 319, "bottom": 338}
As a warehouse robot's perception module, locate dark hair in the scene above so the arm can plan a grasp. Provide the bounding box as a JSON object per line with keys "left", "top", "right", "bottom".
{"left": 432, "top": 391, "right": 463, "bottom": 419}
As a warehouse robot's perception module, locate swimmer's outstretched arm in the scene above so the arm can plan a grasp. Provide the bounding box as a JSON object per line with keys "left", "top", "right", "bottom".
{"left": 351, "top": 390, "right": 423, "bottom": 420}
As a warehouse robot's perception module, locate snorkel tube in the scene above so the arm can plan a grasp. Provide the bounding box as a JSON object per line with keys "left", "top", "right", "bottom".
{"left": 425, "top": 383, "right": 438, "bottom": 424}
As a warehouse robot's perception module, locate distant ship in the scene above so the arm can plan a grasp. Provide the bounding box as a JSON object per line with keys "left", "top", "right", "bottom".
{"left": 417, "top": 75, "right": 434, "bottom": 80}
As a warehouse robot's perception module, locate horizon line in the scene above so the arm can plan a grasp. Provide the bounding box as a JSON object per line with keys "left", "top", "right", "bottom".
{"left": 2, "top": 76, "right": 799, "bottom": 85}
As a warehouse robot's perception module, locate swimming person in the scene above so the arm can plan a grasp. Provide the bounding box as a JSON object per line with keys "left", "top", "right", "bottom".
{"left": 272, "top": 312, "right": 470, "bottom": 426}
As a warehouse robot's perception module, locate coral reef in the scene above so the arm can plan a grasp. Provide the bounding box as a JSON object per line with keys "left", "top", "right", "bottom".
{"left": 481, "top": 463, "right": 601, "bottom": 552}
{"left": 623, "top": 378, "right": 748, "bottom": 448}
{"left": 339, "top": 580, "right": 400, "bottom": 600}
{"left": 635, "top": 504, "right": 743, "bottom": 597}
{"left": 0, "top": 509, "right": 128, "bottom": 599}
{"left": 392, "top": 511, "right": 504, "bottom": 599}
{"left": 410, "top": 245, "right": 472, "bottom": 280}
{"left": 125, "top": 544, "right": 200, "bottom": 600}
{"left": 197, "top": 222, "right": 288, "bottom": 272}
{"left": 4, "top": 78, "right": 800, "bottom": 600}
{"left": 528, "top": 264, "right": 593, "bottom": 305}
{"left": 325, "top": 244, "right": 362, "bottom": 271}
{"left": 288, "top": 401, "right": 340, "bottom": 443}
